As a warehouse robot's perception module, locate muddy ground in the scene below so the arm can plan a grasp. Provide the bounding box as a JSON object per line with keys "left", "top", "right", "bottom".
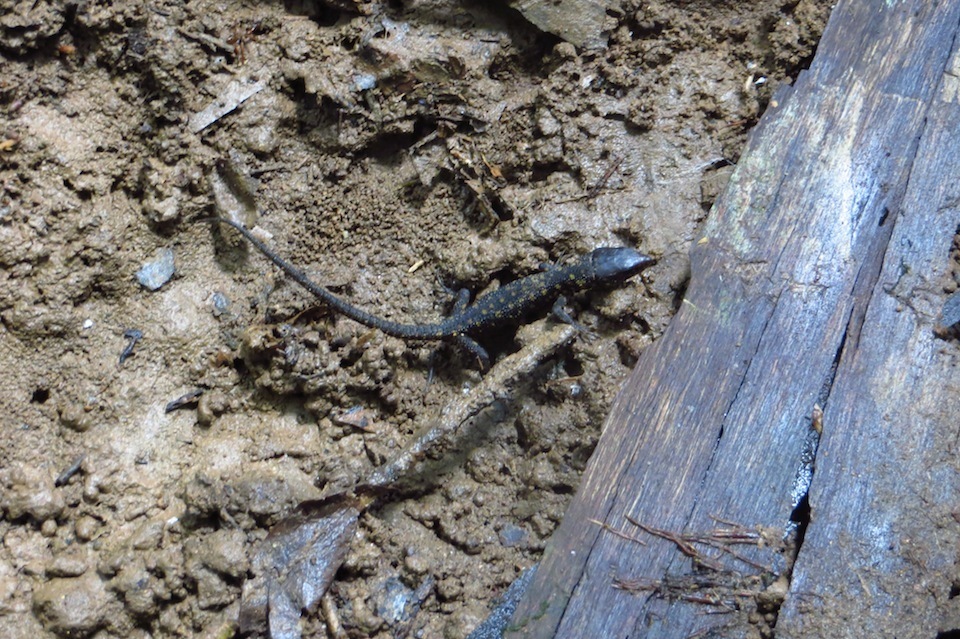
{"left": 0, "top": 1, "right": 830, "bottom": 637}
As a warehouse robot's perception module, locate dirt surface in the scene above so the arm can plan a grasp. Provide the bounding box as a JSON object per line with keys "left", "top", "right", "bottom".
{"left": 0, "top": 1, "right": 830, "bottom": 637}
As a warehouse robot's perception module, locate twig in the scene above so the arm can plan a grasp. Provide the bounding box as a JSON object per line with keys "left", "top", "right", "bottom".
{"left": 361, "top": 324, "right": 577, "bottom": 493}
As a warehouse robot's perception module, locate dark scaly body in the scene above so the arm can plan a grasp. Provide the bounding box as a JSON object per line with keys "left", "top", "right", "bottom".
{"left": 211, "top": 218, "right": 655, "bottom": 365}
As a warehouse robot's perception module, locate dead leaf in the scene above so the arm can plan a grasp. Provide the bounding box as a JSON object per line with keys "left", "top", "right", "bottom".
{"left": 239, "top": 494, "right": 362, "bottom": 638}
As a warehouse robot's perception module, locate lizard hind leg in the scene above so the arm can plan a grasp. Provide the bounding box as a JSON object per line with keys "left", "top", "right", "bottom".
{"left": 455, "top": 335, "right": 490, "bottom": 371}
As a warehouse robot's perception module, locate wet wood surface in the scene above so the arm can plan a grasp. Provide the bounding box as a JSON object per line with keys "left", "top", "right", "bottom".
{"left": 506, "top": 1, "right": 960, "bottom": 637}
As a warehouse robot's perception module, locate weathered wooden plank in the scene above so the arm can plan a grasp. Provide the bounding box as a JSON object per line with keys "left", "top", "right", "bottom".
{"left": 776, "top": 29, "right": 960, "bottom": 639}
{"left": 506, "top": 1, "right": 960, "bottom": 637}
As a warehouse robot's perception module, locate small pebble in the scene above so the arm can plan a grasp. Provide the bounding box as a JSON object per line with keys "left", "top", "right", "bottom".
{"left": 130, "top": 519, "right": 164, "bottom": 550}
{"left": 33, "top": 573, "right": 112, "bottom": 637}
{"left": 354, "top": 73, "right": 377, "bottom": 91}
{"left": 376, "top": 576, "right": 414, "bottom": 625}
{"left": 82, "top": 477, "right": 100, "bottom": 502}
{"left": 41, "top": 519, "right": 58, "bottom": 537}
{"left": 75, "top": 515, "right": 99, "bottom": 541}
{"left": 404, "top": 552, "right": 430, "bottom": 576}
{"left": 211, "top": 291, "right": 231, "bottom": 317}
{"left": 47, "top": 555, "right": 88, "bottom": 578}
{"left": 199, "top": 528, "right": 248, "bottom": 578}
{"left": 58, "top": 402, "right": 92, "bottom": 433}
{"left": 136, "top": 248, "right": 175, "bottom": 291}
{"left": 1, "top": 466, "right": 65, "bottom": 522}
{"left": 554, "top": 42, "right": 577, "bottom": 59}
{"left": 498, "top": 524, "right": 528, "bottom": 548}
{"left": 196, "top": 391, "right": 229, "bottom": 426}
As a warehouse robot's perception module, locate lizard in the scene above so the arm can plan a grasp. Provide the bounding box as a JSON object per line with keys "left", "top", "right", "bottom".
{"left": 209, "top": 217, "right": 655, "bottom": 368}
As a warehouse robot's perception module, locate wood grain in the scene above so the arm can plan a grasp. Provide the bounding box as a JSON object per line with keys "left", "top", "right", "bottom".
{"left": 506, "top": 1, "right": 960, "bottom": 637}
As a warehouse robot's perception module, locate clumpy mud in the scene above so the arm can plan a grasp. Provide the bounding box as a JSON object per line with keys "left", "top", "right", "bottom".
{"left": 0, "top": 1, "right": 830, "bottom": 637}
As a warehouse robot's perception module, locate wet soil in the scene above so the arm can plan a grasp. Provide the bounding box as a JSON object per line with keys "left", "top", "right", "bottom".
{"left": 0, "top": 1, "right": 830, "bottom": 637}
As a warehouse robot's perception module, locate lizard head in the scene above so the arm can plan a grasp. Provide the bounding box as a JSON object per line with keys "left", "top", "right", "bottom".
{"left": 589, "top": 247, "right": 656, "bottom": 282}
